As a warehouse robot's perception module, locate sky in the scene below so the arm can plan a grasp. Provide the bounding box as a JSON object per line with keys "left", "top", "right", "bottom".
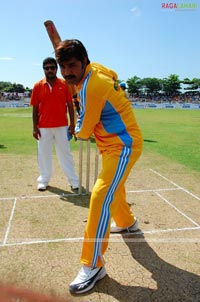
{"left": 0, "top": 0, "right": 199, "bottom": 89}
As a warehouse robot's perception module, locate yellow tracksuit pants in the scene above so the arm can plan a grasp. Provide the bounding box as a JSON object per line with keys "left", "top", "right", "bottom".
{"left": 80, "top": 144, "right": 142, "bottom": 267}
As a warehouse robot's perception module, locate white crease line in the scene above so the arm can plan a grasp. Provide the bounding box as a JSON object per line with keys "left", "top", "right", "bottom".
{"left": 0, "top": 192, "right": 88, "bottom": 201}
{"left": 150, "top": 169, "right": 200, "bottom": 201}
{"left": 155, "top": 191, "right": 200, "bottom": 227}
{"left": 0, "top": 188, "right": 180, "bottom": 201}
{"left": 19, "top": 193, "right": 84, "bottom": 199}
{"left": 142, "top": 226, "right": 200, "bottom": 234}
{"left": 121, "top": 238, "right": 200, "bottom": 243}
{"left": 1, "top": 227, "right": 200, "bottom": 247}
{"left": 127, "top": 188, "right": 180, "bottom": 193}
{"left": 0, "top": 197, "right": 16, "bottom": 201}
{"left": 0, "top": 193, "right": 82, "bottom": 201}
{"left": 3, "top": 198, "right": 17, "bottom": 246}
{"left": 1, "top": 237, "right": 84, "bottom": 247}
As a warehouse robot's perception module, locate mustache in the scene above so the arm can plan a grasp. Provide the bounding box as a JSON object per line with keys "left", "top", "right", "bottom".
{"left": 65, "top": 75, "right": 76, "bottom": 80}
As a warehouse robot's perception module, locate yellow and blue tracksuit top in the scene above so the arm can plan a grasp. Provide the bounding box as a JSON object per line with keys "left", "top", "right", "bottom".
{"left": 75, "top": 63, "right": 142, "bottom": 150}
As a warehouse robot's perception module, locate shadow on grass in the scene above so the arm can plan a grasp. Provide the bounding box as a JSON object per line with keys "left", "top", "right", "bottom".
{"left": 143, "top": 139, "right": 158, "bottom": 143}
{"left": 0, "top": 144, "right": 6, "bottom": 149}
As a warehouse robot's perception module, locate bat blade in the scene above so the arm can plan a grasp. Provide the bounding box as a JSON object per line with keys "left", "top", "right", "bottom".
{"left": 43, "top": 20, "right": 77, "bottom": 98}
{"left": 44, "top": 20, "right": 61, "bottom": 49}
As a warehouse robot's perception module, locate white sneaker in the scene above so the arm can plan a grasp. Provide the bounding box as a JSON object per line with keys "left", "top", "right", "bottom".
{"left": 37, "top": 183, "right": 47, "bottom": 191}
{"left": 69, "top": 265, "right": 107, "bottom": 294}
{"left": 110, "top": 218, "right": 139, "bottom": 233}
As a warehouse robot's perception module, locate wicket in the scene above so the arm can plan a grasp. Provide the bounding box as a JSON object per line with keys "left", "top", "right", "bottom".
{"left": 78, "top": 139, "right": 99, "bottom": 194}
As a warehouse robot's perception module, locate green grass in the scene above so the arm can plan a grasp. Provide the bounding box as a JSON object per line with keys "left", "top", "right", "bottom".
{"left": 0, "top": 108, "right": 79, "bottom": 155}
{"left": 134, "top": 109, "right": 200, "bottom": 172}
{"left": 0, "top": 107, "right": 200, "bottom": 173}
{"left": 0, "top": 108, "right": 35, "bottom": 154}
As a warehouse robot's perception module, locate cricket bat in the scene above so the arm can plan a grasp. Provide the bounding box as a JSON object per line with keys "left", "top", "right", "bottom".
{"left": 44, "top": 20, "right": 77, "bottom": 95}
{"left": 44, "top": 20, "right": 79, "bottom": 140}
{"left": 44, "top": 20, "right": 61, "bottom": 49}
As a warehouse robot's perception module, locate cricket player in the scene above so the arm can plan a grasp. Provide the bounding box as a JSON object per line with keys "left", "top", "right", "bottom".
{"left": 55, "top": 40, "right": 143, "bottom": 294}
{"left": 119, "top": 81, "right": 129, "bottom": 99}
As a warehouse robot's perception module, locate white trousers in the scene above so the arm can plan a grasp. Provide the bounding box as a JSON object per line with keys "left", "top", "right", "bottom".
{"left": 37, "top": 127, "right": 79, "bottom": 188}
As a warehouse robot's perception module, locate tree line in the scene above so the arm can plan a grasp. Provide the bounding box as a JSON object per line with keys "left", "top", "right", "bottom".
{"left": 1, "top": 74, "right": 200, "bottom": 97}
{"left": 126, "top": 75, "right": 200, "bottom": 96}
{"left": 0, "top": 81, "right": 31, "bottom": 94}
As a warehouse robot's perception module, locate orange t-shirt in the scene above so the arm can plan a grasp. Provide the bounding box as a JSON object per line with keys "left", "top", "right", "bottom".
{"left": 30, "top": 78, "right": 72, "bottom": 128}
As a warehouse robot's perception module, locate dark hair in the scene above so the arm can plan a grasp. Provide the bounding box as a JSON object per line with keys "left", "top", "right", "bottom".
{"left": 55, "top": 39, "right": 90, "bottom": 65}
{"left": 42, "top": 57, "right": 57, "bottom": 68}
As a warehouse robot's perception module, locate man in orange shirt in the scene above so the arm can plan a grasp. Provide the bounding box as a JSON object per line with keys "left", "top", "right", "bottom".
{"left": 30, "top": 57, "right": 79, "bottom": 191}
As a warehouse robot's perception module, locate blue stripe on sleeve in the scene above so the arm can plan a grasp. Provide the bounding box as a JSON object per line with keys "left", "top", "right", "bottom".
{"left": 75, "top": 71, "right": 92, "bottom": 134}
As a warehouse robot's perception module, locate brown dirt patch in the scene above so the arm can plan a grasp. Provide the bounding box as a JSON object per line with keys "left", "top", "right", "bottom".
{"left": 0, "top": 151, "right": 200, "bottom": 301}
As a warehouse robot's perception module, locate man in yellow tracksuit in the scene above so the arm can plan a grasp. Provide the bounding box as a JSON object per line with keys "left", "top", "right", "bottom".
{"left": 55, "top": 39, "right": 143, "bottom": 294}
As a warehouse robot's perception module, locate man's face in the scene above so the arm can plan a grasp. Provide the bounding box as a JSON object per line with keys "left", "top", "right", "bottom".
{"left": 59, "top": 57, "right": 87, "bottom": 85}
{"left": 43, "top": 64, "right": 57, "bottom": 80}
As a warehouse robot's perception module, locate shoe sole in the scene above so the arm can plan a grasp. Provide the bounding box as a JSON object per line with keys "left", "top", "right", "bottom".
{"left": 70, "top": 267, "right": 107, "bottom": 294}
{"left": 38, "top": 187, "right": 47, "bottom": 191}
{"left": 37, "top": 184, "right": 48, "bottom": 191}
{"left": 71, "top": 187, "right": 79, "bottom": 191}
